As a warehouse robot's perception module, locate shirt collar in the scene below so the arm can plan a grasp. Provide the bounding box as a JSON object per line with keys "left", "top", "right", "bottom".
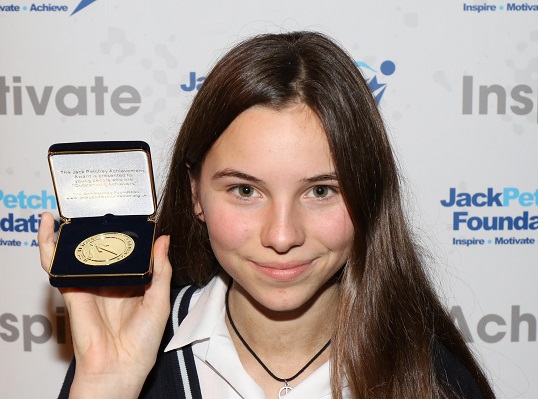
{"left": 163, "top": 274, "right": 350, "bottom": 397}
{"left": 164, "top": 274, "right": 229, "bottom": 352}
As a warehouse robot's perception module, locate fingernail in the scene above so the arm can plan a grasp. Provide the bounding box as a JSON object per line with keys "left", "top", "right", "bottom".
{"left": 165, "top": 235, "right": 170, "bottom": 253}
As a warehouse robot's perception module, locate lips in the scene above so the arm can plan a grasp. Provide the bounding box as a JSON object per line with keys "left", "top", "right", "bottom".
{"left": 251, "top": 260, "right": 313, "bottom": 282}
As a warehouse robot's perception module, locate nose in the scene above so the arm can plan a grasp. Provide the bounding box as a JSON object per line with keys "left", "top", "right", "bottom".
{"left": 260, "top": 200, "right": 305, "bottom": 253}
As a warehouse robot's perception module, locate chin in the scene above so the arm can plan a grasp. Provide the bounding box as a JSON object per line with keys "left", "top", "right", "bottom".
{"left": 250, "top": 285, "right": 331, "bottom": 316}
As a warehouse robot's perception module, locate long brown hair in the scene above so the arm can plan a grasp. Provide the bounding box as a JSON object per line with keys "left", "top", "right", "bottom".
{"left": 157, "top": 31, "right": 494, "bottom": 398}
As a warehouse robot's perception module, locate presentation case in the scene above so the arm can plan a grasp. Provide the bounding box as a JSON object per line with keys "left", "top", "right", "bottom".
{"left": 47, "top": 141, "right": 157, "bottom": 287}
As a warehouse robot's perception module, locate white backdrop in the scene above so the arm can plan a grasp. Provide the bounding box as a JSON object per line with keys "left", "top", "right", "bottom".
{"left": 1, "top": 1, "right": 536, "bottom": 397}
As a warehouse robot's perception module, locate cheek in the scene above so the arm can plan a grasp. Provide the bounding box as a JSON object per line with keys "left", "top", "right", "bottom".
{"left": 313, "top": 208, "right": 354, "bottom": 251}
{"left": 204, "top": 206, "right": 255, "bottom": 253}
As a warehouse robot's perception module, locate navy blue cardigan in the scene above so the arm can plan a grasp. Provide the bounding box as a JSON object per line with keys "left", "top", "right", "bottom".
{"left": 58, "top": 284, "right": 484, "bottom": 398}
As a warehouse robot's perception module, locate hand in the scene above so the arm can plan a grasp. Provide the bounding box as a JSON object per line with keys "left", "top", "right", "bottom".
{"left": 38, "top": 212, "right": 172, "bottom": 398}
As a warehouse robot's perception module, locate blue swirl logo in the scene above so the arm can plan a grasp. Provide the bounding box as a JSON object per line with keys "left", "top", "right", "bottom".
{"left": 356, "top": 60, "right": 396, "bottom": 104}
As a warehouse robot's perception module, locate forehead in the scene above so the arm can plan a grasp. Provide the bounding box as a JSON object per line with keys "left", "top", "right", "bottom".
{"left": 203, "top": 104, "right": 334, "bottom": 175}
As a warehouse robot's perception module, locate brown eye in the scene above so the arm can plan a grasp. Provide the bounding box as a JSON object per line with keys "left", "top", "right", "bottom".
{"left": 313, "top": 186, "right": 330, "bottom": 198}
{"left": 238, "top": 185, "right": 254, "bottom": 197}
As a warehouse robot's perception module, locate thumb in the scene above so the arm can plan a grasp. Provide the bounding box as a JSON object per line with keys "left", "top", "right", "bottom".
{"left": 143, "top": 235, "right": 172, "bottom": 312}
{"left": 37, "top": 212, "right": 56, "bottom": 272}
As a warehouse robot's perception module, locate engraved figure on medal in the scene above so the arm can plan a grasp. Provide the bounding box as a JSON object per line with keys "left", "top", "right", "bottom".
{"left": 75, "top": 232, "right": 135, "bottom": 266}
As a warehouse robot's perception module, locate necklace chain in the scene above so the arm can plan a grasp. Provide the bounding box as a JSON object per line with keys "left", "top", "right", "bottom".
{"left": 225, "top": 279, "right": 332, "bottom": 384}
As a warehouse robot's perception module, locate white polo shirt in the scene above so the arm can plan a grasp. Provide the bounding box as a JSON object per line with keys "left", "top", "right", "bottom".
{"left": 165, "top": 274, "right": 350, "bottom": 398}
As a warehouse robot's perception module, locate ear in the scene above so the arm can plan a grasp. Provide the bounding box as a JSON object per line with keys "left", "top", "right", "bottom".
{"left": 189, "top": 172, "right": 205, "bottom": 222}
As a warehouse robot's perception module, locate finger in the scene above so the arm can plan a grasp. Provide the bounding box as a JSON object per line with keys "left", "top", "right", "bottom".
{"left": 38, "top": 212, "right": 56, "bottom": 272}
{"left": 153, "top": 235, "right": 171, "bottom": 278}
{"left": 143, "top": 235, "right": 172, "bottom": 319}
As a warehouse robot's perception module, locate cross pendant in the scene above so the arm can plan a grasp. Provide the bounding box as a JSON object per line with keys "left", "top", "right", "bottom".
{"left": 278, "top": 381, "right": 292, "bottom": 399}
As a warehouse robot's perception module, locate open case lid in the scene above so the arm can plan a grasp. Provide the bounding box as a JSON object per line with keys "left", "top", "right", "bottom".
{"left": 48, "top": 141, "right": 156, "bottom": 220}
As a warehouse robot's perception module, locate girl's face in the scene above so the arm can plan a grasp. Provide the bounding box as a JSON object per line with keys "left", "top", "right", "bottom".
{"left": 192, "top": 104, "right": 354, "bottom": 313}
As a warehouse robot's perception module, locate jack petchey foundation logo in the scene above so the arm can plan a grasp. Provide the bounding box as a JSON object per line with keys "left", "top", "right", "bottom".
{"left": 0, "top": 0, "right": 96, "bottom": 15}
{"left": 179, "top": 60, "right": 397, "bottom": 105}
{"left": 355, "top": 60, "right": 396, "bottom": 105}
{"left": 0, "top": 189, "right": 58, "bottom": 248}
{"left": 441, "top": 187, "right": 538, "bottom": 246}
{"left": 462, "top": 2, "right": 538, "bottom": 12}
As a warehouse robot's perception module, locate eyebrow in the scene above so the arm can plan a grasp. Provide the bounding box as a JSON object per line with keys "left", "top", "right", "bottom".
{"left": 212, "top": 168, "right": 338, "bottom": 184}
{"left": 302, "top": 173, "right": 339, "bottom": 184}
{"left": 212, "top": 168, "right": 263, "bottom": 183}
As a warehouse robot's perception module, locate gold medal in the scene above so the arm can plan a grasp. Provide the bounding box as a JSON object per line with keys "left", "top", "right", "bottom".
{"left": 75, "top": 232, "right": 135, "bottom": 266}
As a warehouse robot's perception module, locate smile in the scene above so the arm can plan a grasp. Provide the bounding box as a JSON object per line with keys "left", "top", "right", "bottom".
{"left": 250, "top": 260, "right": 314, "bottom": 282}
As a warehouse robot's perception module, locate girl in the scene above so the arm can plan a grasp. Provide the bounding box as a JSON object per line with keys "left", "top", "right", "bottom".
{"left": 39, "top": 31, "right": 495, "bottom": 398}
